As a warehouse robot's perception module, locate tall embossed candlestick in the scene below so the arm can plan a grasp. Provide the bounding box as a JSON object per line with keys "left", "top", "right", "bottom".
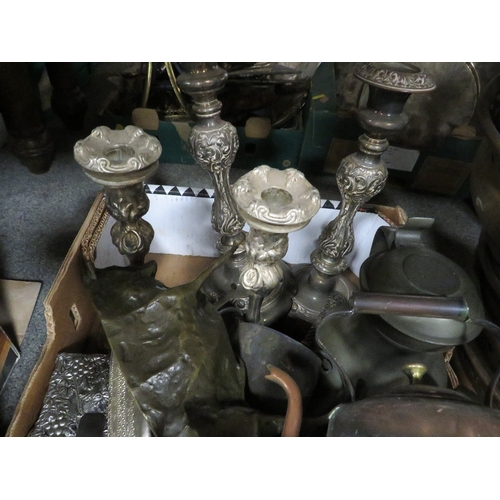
{"left": 232, "top": 165, "right": 321, "bottom": 324}
{"left": 176, "top": 63, "right": 246, "bottom": 301}
{"left": 291, "top": 63, "right": 436, "bottom": 324}
{"left": 74, "top": 125, "right": 162, "bottom": 265}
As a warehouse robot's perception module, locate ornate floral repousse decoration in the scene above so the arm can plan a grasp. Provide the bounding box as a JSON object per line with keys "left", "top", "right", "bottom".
{"left": 29, "top": 354, "right": 110, "bottom": 437}
{"left": 175, "top": 63, "right": 247, "bottom": 310}
{"left": 292, "top": 63, "right": 436, "bottom": 324}
{"left": 189, "top": 122, "right": 243, "bottom": 241}
{"left": 316, "top": 153, "right": 387, "bottom": 270}
{"left": 74, "top": 125, "right": 161, "bottom": 265}
{"left": 188, "top": 122, "right": 239, "bottom": 172}
{"left": 177, "top": 63, "right": 245, "bottom": 252}
{"left": 232, "top": 165, "right": 321, "bottom": 231}
{"left": 233, "top": 165, "right": 320, "bottom": 323}
{"left": 240, "top": 229, "right": 288, "bottom": 295}
{"left": 310, "top": 62, "right": 436, "bottom": 278}
{"left": 107, "top": 184, "right": 153, "bottom": 263}
{"left": 354, "top": 62, "right": 436, "bottom": 93}
{"left": 74, "top": 125, "right": 161, "bottom": 175}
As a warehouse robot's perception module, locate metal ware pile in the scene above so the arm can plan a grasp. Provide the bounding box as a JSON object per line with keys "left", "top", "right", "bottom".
{"left": 31, "top": 63, "right": 500, "bottom": 437}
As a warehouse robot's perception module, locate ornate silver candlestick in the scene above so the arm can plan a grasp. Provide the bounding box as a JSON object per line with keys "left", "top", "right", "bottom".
{"left": 74, "top": 125, "right": 162, "bottom": 265}
{"left": 177, "top": 63, "right": 245, "bottom": 250}
{"left": 292, "top": 63, "right": 436, "bottom": 324}
{"left": 232, "top": 165, "right": 321, "bottom": 324}
{"left": 176, "top": 62, "right": 247, "bottom": 302}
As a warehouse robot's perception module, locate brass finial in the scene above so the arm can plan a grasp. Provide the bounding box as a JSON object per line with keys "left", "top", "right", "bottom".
{"left": 402, "top": 363, "right": 427, "bottom": 385}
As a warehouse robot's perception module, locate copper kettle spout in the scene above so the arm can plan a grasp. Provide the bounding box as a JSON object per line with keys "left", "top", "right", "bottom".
{"left": 265, "top": 365, "right": 303, "bottom": 437}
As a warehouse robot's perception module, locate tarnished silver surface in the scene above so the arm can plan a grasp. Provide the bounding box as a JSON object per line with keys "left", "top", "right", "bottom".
{"left": 106, "top": 184, "right": 153, "bottom": 264}
{"left": 315, "top": 64, "right": 434, "bottom": 275}
{"left": 74, "top": 126, "right": 161, "bottom": 265}
{"left": 312, "top": 151, "right": 388, "bottom": 276}
{"left": 336, "top": 62, "right": 493, "bottom": 148}
{"left": 189, "top": 121, "right": 243, "bottom": 248}
{"left": 233, "top": 165, "right": 320, "bottom": 323}
{"left": 74, "top": 125, "right": 161, "bottom": 175}
{"left": 354, "top": 62, "right": 435, "bottom": 93}
{"left": 293, "top": 63, "right": 435, "bottom": 323}
{"left": 178, "top": 63, "right": 247, "bottom": 311}
{"left": 177, "top": 63, "right": 245, "bottom": 252}
{"left": 240, "top": 227, "right": 288, "bottom": 296}
{"left": 107, "top": 354, "right": 150, "bottom": 437}
{"left": 232, "top": 165, "right": 321, "bottom": 232}
{"left": 29, "top": 353, "right": 109, "bottom": 437}
{"left": 212, "top": 260, "right": 298, "bottom": 326}
{"left": 291, "top": 266, "right": 357, "bottom": 324}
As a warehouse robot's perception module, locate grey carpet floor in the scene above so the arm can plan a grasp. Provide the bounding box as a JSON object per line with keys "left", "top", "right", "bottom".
{"left": 0, "top": 118, "right": 483, "bottom": 435}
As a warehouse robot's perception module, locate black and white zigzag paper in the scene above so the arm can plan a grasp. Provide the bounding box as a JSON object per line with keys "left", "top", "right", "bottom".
{"left": 95, "top": 185, "right": 387, "bottom": 274}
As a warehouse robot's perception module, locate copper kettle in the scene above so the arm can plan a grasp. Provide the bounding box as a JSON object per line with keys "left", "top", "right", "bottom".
{"left": 327, "top": 364, "right": 500, "bottom": 437}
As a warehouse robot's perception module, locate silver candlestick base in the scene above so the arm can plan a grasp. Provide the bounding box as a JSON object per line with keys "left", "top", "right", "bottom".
{"left": 74, "top": 125, "right": 161, "bottom": 265}
{"left": 232, "top": 165, "right": 321, "bottom": 324}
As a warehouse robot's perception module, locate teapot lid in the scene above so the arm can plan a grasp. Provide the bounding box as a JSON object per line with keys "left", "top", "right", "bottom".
{"left": 359, "top": 246, "right": 484, "bottom": 349}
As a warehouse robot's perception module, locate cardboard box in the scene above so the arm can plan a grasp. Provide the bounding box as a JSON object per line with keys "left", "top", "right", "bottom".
{"left": 6, "top": 189, "right": 404, "bottom": 436}
{"left": 6, "top": 193, "right": 214, "bottom": 436}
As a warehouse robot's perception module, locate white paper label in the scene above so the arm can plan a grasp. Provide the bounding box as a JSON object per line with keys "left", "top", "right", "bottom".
{"left": 95, "top": 185, "right": 390, "bottom": 277}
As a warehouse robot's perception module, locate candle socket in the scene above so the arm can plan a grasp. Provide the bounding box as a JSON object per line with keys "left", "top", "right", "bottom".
{"left": 232, "top": 165, "right": 320, "bottom": 324}
{"left": 291, "top": 63, "right": 435, "bottom": 324}
{"left": 74, "top": 125, "right": 161, "bottom": 265}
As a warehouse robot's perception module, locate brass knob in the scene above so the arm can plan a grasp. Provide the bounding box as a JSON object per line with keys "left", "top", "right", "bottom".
{"left": 402, "top": 363, "right": 427, "bottom": 385}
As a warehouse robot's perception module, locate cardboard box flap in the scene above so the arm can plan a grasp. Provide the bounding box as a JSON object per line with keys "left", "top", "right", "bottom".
{"left": 7, "top": 193, "right": 107, "bottom": 436}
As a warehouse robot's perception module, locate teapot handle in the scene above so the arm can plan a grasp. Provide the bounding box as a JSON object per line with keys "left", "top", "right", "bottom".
{"left": 352, "top": 292, "right": 470, "bottom": 321}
